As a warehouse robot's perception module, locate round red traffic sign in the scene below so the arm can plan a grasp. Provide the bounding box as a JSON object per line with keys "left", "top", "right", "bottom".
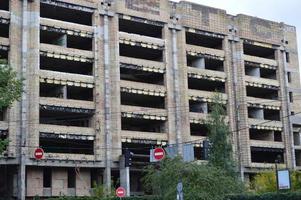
{"left": 116, "top": 187, "right": 126, "bottom": 198}
{"left": 34, "top": 148, "right": 44, "bottom": 160}
{"left": 154, "top": 147, "right": 165, "bottom": 161}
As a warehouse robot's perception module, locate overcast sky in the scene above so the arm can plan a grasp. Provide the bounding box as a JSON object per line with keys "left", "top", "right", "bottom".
{"left": 172, "top": 0, "right": 301, "bottom": 66}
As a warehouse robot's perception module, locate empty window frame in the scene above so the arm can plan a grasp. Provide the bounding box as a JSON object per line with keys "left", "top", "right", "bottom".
{"left": 189, "top": 101, "right": 207, "bottom": 113}
{"left": 243, "top": 43, "right": 275, "bottom": 59}
{"left": 40, "top": 3, "right": 92, "bottom": 26}
{"left": 187, "top": 55, "right": 224, "bottom": 71}
{"left": 285, "top": 52, "right": 290, "bottom": 63}
{"left": 296, "top": 150, "right": 301, "bottom": 166}
{"left": 0, "top": 23, "right": 9, "bottom": 38}
{"left": 40, "top": 83, "right": 93, "bottom": 101}
{"left": 120, "top": 67, "right": 164, "bottom": 85}
{"left": 40, "top": 137, "right": 94, "bottom": 154}
{"left": 119, "top": 18, "right": 162, "bottom": 38}
{"left": 190, "top": 124, "right": 208, "bottom": 136}
{"left": 119, "top": 44, "right": 163, "bottom": 62}
{"left": 245, "top": 63, "right": 277, "bottom": 79}
{"left": 186, "top": 32, "right": 223, "bottom": 49}
{"left": 289, "top": 92, "right": 293, "bottom": 103}
{"left": 246, "top": 86, "right": 278, "bottom": 100}
{"left": 0, "top": 108, "right": 6, "bottom": 121}
{"left": 40, "top": 30, "right": 92, "bottom": 50}
{"left": 121, "top": 92, "right": 165, "bottom": 109}
{"left": 251, "top": 147, "right": 284, "bottom": 163}
{"left": 263, "top": 109, "right": 280, "bottom": 121}
{"left": 287, "top": 72, "right": 292, "bottom": 83}
{"left": 0, "top": 1, "right": 9, "bottom": 11}
{"left": 67, "top": 169, "right": 76, "bottom": 188}
{"left": 0, "top": 50, "right": 8, "bottom": 60}
{"left": 43, "top": 168, "right": 52, "bottom": 188}
{"left": 40, "top": 56, "right": 93, "bottom": 75}
{"left": 39, "top": 107, "right": 93, "bottom": 127}
{"left": 249, "top": 128, "right": 282, "bottom": 142}
{"left": 188, "top": 78, "right": 225, "bottom": 93}
{"left": 248, "top": 107, "right": 263, "bottom": 119}
{"left": 121, "top": 117, "right": 165, "bottom": 133}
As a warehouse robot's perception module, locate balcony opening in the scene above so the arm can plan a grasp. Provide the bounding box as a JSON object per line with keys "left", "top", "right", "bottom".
{"left": 264, "top": 109, "right": 280, "bottom": 121}
{"left": 188, "top": 78, "right": 225, "bottom": 93}
{"left": 40, "top": 3, "right": 92, "bottom": 26}
{"left": 189, "top": 101, "right": 207, "bottom": 113}
{"left": 187, "top": 55, "right": 224, "bottom": 71}
{"left": 0, "top": 1, "right": 9, "bottom": 11}
{"left": 40, "top": 83, "right": 65, "bottom": 98}
{"left": 246, "top": 86, "right": 278, "bottom": 100}
{"left": 286, "top": 52, "right": 290, "bottom": 63}
{"left": 40, "top": 83, "right": 93, "bottom": 101}
{"left": 121, "top": 117, "right": 165, "bottom": 133}
{"left": 120, "top": 44, "right": 163, "bottom": 62}
{"left": 248, "top": 107, "right": 263, "bottom": 119}
{"left": 121, "top": 92, "right": 165, "bottom": 109}
{"left": 243, "top": 43, "right": 275, "bottom": 59}
{"left": 40, "top": 56, "right": 93, "bottom": 75}
{"left": 186, "top": 32, "right": 223, "bottom": 49}
{"left": 43, "top": 168, "right": 52, "bottom": 188}
{"left": 0, "top": 24, "right": 9, "bottom": 38}
{"left": 91, "top": 169, "right": 102, "bottom": 187}
{"left": 67, "top": 86, "right": 93, "bottom": 101}
{"left": 40, "top": 30, "right": 67, "bottom": 46}
{"left": 120, "top": 67, "right": 164, "bottom": 85}
{"left": 251, "top": 147, "right": 284, "bottom": 163}
{"left": 289, "top": 92, "right": 293, "bottom": 102}
{"left": 40, "top": 106, "right": 93, "bottom": 127}
{"left": 40, "top": 136, "right": 94, "bottom": 154}
{"left": 274, "top": 131, "right": 282, "bottom": 142}
{"left": 67, "top": 35, "right": 92, "bottom": 51}
{"left": 260, "top": 68, "right": 277, "bottom": 79}
{"left": 67, "top": 169, "right": 76, "bottom": 188}
{"left": 194, "top": 147, "right": 204, "bottom": 160}
{"left": 249, "top": 128, "right": 282, "bottom": 142}
{"left": 293, "top": 125, "right": 301, "bottom": 145}
{"left": 190, "top": 124, "right": 207, "bottom": 136}
{"left": 119, "top": 18, "right": 162, "bottom": 38}
{"left": 287, "top": 72, "right": 292, "bottom": 83}
{"left": 296, "top": 150, "right": 301, "bottom": 166}
{"left": 0, "top": 108, "right": 6, "bottom": 121}
{"left": 0, "top": 50, "right": 8, "bottom": 60}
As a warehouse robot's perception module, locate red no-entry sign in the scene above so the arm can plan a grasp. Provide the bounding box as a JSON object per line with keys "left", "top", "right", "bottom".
{"left": 34, "top": 148, "right": 44, "bottom": 160}
{"left": 154, "top": 147, "right": 165, "bottom": 161}
{"left": 116, "top": 187, "right": 126, "bottom": 198}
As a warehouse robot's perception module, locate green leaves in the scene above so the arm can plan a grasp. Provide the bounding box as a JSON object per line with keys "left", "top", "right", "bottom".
{"left": 0, "top": 59, "right": 23, "bottom": 109}
{"left": 204, "top": 94, "right": 236, "bottom": 177}
{"left": 0, "top": 138, "right": 8, "bottom": 154}
{"left": 143, "top": 157, "right": 244, "bottom": 200}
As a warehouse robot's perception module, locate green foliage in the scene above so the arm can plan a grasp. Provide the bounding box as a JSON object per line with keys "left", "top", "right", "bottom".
{"left": 251, "top": 170, "right": 301, "bottom": 193}
{"left": 92, "top": 182, "right": 115, "bottom": 198}
{"left": 251, "top": 171, "right": 276, "bottom": 193}
{"left": 0, "top": 138, "right": 8, "bottom": 154}
{"left": 0, "top": 59, "right": 23, "bottom": 109}
{"left": 204, "top": 94, "right": 236, "bottom": 177}
{"left": 226, "top": 192, "right": 301, "bottom": 200}
{"left": 47, "top": 196, "right": 160, "bottom": 200}
{"left": 142, "top": 157, "right": 244, "bottom": 200}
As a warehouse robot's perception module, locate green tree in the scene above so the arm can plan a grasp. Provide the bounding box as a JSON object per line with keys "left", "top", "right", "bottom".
{"left": 0, "top": 59, "right": 23, "bottom": 154}
{"left": 204, "top": 94, "right": 236, "bottom": 177}
{"left": 251, "top": 170, "right": 301, "bottom": 193}
{"left": 143, "top": 157, "right": 244, "bottom": 200}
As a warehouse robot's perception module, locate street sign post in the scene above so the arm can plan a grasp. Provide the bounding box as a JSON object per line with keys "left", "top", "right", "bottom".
{"left": 153, "top": 147, "right": 165, "bottom": 161}
{"left": 34, "top": 148, "right": 44, "bottom": 160}
{"left": 116, "top": 187, "right": 126, "bottom": 198}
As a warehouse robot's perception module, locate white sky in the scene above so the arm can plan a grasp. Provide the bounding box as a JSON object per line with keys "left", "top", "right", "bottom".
{"left": 172, "top": 0, "right": 301, "bottom": 66}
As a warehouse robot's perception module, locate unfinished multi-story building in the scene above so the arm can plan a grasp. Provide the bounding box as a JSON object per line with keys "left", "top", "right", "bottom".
{"left": 0, "top": 0, "right": 300, "bottom": 199}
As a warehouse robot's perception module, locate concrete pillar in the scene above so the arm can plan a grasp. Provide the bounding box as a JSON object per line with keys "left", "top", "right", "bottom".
{"left": 55, "top": 34, "right": 67, "bottom": 47}
{"left": 248, "top": 67, "right": 260, "bottom": 77}
{"left": 276, "top": 48, "right": 295, "bottom": 168}
{"left": 191, "top": 57, "right": 205, "bottom": 69}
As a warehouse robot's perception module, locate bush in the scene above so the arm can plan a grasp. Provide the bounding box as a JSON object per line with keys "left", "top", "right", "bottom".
{"left": 226, "top": 192, "right": 301, "bottom": 200}
{"left": 47, "top": 196, "right": 160, "bottom": 200}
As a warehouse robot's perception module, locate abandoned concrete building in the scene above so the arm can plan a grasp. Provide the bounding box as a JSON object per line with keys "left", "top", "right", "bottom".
{"left": 0, "top": 0, "right": 300, "bottom": 199}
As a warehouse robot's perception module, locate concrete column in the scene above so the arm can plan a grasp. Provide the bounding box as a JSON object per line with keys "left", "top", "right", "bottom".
{"left": 276, "top": 48, "right": 294, "bottom": 169}
{"left": 248, "top": 67, "right": 260, "bottom": 77}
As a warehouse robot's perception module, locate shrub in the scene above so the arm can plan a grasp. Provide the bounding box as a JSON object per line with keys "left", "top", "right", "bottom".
{"left": 226, "top": 192, "right": 301, "bottom": 200}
